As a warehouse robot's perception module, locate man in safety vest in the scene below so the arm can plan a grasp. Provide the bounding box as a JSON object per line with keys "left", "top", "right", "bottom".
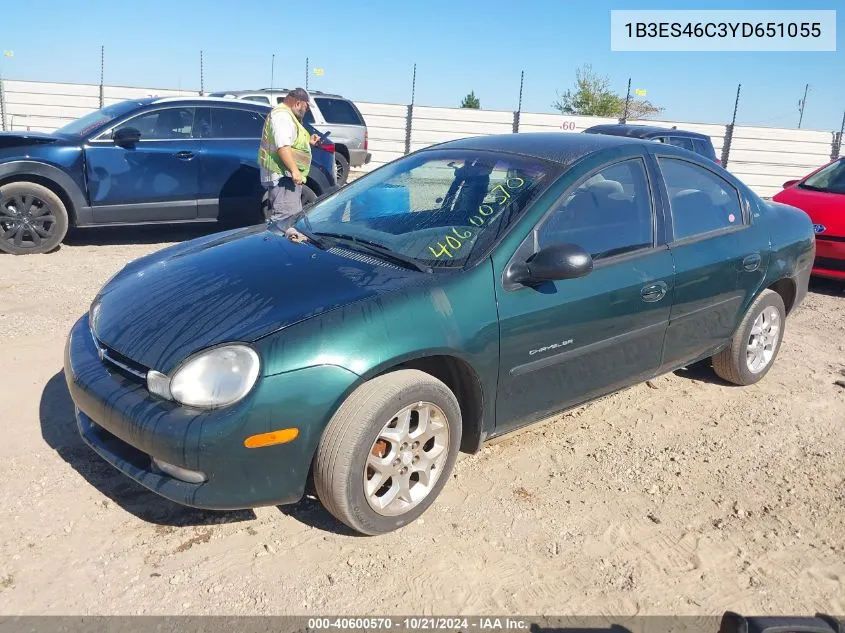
{"left": 258, "top": 87, "right": 321, "bottom": 241}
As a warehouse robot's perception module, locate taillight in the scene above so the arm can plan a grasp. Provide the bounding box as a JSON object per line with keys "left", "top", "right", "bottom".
{"left": 320, "top": 141, "right": 335, "bottom": 153}
{"left": 364, "top": 130, "right": 368, "bottom": 150}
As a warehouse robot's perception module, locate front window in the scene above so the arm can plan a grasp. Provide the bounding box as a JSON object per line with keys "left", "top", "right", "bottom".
{"left": 112, "top": 107, "right": 195, "bottom": 140}
{"left": 800, "top": 158, "right": 845, "bottom": 194}
{"left": 54, "top": 100, "right": 142, "bottom": 137}
{"left": 292, "top": 149, "right": 561, "bottom": 269}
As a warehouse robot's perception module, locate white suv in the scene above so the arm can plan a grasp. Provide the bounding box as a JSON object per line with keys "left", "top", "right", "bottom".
{"left": 209, "top": 88, "right": 371, "bottom": 184}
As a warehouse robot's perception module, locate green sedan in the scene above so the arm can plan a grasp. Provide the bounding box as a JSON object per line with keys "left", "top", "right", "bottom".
{"left": 64, "top": 132, "right": 816, "bottom": 535}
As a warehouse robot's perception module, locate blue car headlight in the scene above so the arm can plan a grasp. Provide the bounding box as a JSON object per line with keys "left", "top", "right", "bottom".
{"left": 149, "top": 344, "right": 260, "bottom": 409}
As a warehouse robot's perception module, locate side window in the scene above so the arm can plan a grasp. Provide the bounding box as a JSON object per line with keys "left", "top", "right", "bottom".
{"left": 537, "top": 158, "right": 654, "bottom": 260}
{"left": 113, "top": 107, "right": 195, "bottom": 140}
{"left": 667, "top": 136, "right": 695, "bottom": 151}
{"left": 658, "top": 157, "right": 744, "bottom": 241}
{"left": 276, "top": 96, "right": 315, "bottom": 124}
{"left": 210, "top": 108, "right": 266, "bottom": 138}
{"left": 314, "top": 98, "right": 363, "bottom": 125}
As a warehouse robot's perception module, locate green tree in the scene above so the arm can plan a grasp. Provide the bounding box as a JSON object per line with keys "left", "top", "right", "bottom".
{"left": 552, "top": 64, "right": 663, "bottom": 119}
{"left": 460, "top": 90, "right": 481, "bottom": 109}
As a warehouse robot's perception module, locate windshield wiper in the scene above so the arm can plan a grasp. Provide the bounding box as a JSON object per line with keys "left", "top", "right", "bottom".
{"left": 312, "top": 231, "right": 430, "bottom": 273}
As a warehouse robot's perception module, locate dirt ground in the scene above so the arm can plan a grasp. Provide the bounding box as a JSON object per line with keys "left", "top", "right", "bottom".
{"left": 1, "top": 211, "right": 844, "bottom": 617}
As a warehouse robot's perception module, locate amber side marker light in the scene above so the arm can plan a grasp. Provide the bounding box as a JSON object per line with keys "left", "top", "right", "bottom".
{"left": 244, "top": 428, "right": 300, "bottom": 448}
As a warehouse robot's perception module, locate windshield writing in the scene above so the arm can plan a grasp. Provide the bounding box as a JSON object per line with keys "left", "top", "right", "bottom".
{"left": 428, "top": 177, "right": 526, "bottom": 259}
{"left": 295, "top": 150, "right": 557, "bottom": 270}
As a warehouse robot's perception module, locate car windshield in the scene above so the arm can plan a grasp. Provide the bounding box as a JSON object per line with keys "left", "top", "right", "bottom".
{"left": 800, "top": 158, "right": 845, "bottom": 194}
{"left": 290, "top": 149, "right": 561, "bottom": 270}
{"left": 54, "top": 101, "right": 142, "bottom": 137}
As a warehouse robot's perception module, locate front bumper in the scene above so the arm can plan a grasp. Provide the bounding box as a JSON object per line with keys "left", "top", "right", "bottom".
{"left": 813, "top": 237, "right": 845, "bottom": 280}
{"left": 63, "top": 314, "right": 359, "bottom": 510}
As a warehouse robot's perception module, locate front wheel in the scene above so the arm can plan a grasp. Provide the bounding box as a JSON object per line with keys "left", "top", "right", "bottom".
{"left": 313, "top": 369, "right": 462, "bottom": 535}
{"left": 712, "top": 289, "right": 786, "bottom": 385}
{"left": 0, "top": 182, "right": 69, "bottom": 255}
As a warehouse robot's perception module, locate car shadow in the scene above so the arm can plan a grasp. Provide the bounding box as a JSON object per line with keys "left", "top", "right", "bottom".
{"left": 808, "top": 276, "right": 844, "bottom": 298}
{"left": 672, "top": 358, "right": 733, "bottom": 386}
{"left": 64, "top": 223, "right": 225, "bottom": 247}
{"left": 275, "top": 497, "right": 362, "bottom": 537}
{"left": 39, "top": 370, "right": 255, "bottom": 527}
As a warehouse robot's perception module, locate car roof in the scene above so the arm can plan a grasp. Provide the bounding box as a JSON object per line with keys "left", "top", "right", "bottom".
{"left": 430, "top": 132, "right": 654, "bottom": 165}
{"left": 584, "top": 123, "right": 710, "bottom": 141}
{"left": 140, "top": 96, "right": 270, "bottom": 109}
{"left": 208, "top": 88, "right": 347, "bottom": 99}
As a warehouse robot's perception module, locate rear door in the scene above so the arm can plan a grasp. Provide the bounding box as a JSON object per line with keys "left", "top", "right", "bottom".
{"left": 652, "top": 151, "right": 770, "bottom": 371}
{"left": 85, "top": 106, "right": 200, "bottom": 223}
{"left": 494, "top": 150, "right": 675, "bottom": 433}
{"left": 195, "top": 106, "right": 267, "bottom": 222}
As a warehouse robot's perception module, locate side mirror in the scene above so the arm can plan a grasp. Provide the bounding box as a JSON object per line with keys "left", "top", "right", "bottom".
{"left": 113, "top": 127, "right": 141, "bottom": 147}
{"left": 506, "top": 243, "right": 593, "bottom": 286}
{"left": 782, "top": 179, "right": 799, "bottom": 189}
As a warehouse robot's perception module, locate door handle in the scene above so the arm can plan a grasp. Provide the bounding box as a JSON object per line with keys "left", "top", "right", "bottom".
{"left": 175, "top": 151, "right": 195, "bottom": 160}
{"left": 641, "top": 281, "right": 668, "bottom": 303}
{"left": 742, "top": 253, "right": 761, "bottom": 272}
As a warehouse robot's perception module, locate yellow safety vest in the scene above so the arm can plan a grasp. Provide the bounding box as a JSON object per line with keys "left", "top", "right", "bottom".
{"left": 258, "top": 103, "right": 311, "bottom": 180}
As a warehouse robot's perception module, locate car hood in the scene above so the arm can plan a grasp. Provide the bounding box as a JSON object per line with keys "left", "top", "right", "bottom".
{"left": 0, "top": 131, "right": 64, "bottom": 149}
{"left": 92, "top": 225, "right": 421, "bottom": 373}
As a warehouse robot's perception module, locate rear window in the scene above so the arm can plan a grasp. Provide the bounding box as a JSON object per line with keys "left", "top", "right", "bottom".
{"left": 242, "top": 95, "right": 270, "bottom": 104}
{"left": 692, "top": 138, "right": 715, "bottom": 159}
{"left": 314, "top": 97, "right": 364, "bottom": 125}
{"left": 667, "top": 136, "right": 695, "bottom": 151}
{"left": 210, "top": 108, "right": 266, "bottom": 138}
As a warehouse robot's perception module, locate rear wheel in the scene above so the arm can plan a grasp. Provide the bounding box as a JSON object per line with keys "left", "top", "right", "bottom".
{"left": 0, "top": 182, "right": 69, "bottom": 255}
{"left": 712, "top": 289, "right": 786, "bottom": 385}
{"left": 313, "top": 369, "right": 462, "bottom": 535}
{"left": 334, "top": 153, "right": 349, "bottom": 186}
{"left": 301, "top": 184, "right": 317, "bottom": 207}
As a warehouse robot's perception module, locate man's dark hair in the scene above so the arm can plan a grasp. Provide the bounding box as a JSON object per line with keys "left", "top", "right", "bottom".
{"left": 286, "top": 87, "right": 310, "bottom": 102}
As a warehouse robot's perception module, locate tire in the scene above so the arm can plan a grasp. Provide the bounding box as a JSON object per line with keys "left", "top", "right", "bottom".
{"left": 334, "top": 153, "right": 349, "bottom": 186}
{"left": 301, "top": 184, "right": 317, "bottom": 208}
{"left": 0, "top": 181, "right": 69, "bottom": 255}
{"left": 313, "top": 369, "right": 462, "bottom": 535}
{"left": 712, "top": 289, "right": 786, "bottom": 386}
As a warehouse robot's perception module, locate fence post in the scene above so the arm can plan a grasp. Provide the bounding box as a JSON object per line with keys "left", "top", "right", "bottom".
{"left": 99, "top": 45, "right": 105, "bottom": 108}
{"left": 404, "top": 104, "right": 413, "bottom": 155}
{"left": 0, "top": 76, "right": 6, "bottom": 131}
{"left": 833, "top": 110, "right": 845, "bottom": 160}
{"left": 404, "top": 63, "right": 416, "bottom": 155}
{"left": 720, "top": 123, "right": 734, "bottom": 168}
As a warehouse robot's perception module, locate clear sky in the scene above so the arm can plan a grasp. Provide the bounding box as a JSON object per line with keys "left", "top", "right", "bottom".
{"left": 2, "top": 0, "right": 843, "bottom": 132}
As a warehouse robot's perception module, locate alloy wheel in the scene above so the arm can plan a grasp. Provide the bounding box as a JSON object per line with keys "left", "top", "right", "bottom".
{"left": 0, "top": 194, "right": 58, "bottom": 251}
{"left": 746, "top": 306, "right": 781, "bottom": 373}
{"left": 364, "top": 402, "right": 450, "bottom": 517}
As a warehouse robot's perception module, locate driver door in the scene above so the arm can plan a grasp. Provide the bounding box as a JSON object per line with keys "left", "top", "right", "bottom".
{"left": 492, "top": 153, "right": 675, "bottom": 433}
{"left": 85, "top": 106, "right": 200, "bottom": 224}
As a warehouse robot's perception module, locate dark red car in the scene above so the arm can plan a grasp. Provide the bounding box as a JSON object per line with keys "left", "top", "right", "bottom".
{"left": 773, "top": 156, "right": 845, "bottom": 280}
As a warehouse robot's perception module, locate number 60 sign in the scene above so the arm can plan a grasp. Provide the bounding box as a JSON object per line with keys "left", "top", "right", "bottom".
{"left": 560, "top": 120, "right": 577, "bottom": 131}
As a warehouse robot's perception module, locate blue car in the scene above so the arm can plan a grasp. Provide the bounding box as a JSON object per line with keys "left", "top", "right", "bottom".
{"left": 0, "top": 97, "right": 338, "bottom": 255}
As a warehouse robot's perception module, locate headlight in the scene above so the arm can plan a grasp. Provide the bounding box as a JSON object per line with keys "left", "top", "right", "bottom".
{"left": 164, "top": 344, "right": 260, "bottom": 409}
{"left": 89, "top": 296, "right": 103, "bottom": 335}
